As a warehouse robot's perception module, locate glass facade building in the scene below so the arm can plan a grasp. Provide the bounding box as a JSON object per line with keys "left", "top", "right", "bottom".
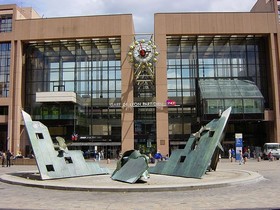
{"left": 1, "top": 0, "right": 280, "bottom": 158}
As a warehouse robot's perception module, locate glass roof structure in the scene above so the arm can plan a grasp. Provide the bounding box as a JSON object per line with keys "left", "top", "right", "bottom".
{"left": 198, "top": 79, "right": 264, "bottom": 116}
{"left": 199, "top": 79, "right": 264, "bottom": 99}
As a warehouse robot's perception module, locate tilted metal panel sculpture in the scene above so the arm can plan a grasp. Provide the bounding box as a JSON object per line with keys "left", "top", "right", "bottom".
{"left": 111, "top": 150, "right": 149, "bottom": 183}
{"left": 22, "top": 110, "right": 109, "bottom": 180}
{"left": 150, "top": 107, "right": 231, "bottom": 178}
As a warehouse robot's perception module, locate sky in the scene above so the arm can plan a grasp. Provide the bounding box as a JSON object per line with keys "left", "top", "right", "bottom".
{"left": 1, "top": 0, "right": 257, "bottom": 33}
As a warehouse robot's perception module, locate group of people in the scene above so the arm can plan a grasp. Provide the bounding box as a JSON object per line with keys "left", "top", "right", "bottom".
{"left": 83, "top": 149, "right": 104, "bottom": 161}
{"left": 1, "top": 150, "right": 13, "bottom": 167}
{"left": 228, "top": 148, "right": 251, "bottom": 165}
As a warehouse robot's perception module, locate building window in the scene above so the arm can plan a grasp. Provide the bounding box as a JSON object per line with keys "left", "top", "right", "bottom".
{"left": 0, "top": 15, "right": 12, "bottom": 33}
{"left": 0, "top": 106, "right": 8, "bottom": 115}
{"left": 278, "top": 1, "right": 280, "bottom": 21}
{"left": 0, "top": 42, "right": 11, "bottom": 97}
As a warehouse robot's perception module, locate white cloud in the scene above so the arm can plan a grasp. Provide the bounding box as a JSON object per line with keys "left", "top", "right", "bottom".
{"left": 0, "top": 0, "right": 257, "bottom": 32}
{"left": 207, "top": 0, "right": 256, "bottom": 11}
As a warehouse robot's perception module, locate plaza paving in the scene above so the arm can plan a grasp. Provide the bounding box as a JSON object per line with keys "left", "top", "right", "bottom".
{"left": 0, "top": 158, "right": 280, "bottom": 209}
{"left": 0, "top": 159, "right": 263, "bottom": 192}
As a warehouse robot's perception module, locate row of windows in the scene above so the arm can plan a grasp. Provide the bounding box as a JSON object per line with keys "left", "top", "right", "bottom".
{"left": 48, "top": 60, "right": 120, "bottom": 68}
{"left": 168, "top": 90, "right": 195, "bottom": 97}
{"left": 167, "top": 35, "right": 266, "bottom": 53}
{"left": 27, "top": 40, "right": 121, "bottom": 58}
{"left": 168, "top": 55, "right": 266, "bottom": 65}
{"left": 25, "top": 80, "right": 121, "bottom": 93}
{"left": 203, "top": 99, "right": 263, "bottom": 114}
{"left": 29, "top": 70, "right": 121, "bottom": 82}
{"left": 167, "top": 44, "right": 264, "bottom": 54}
{"left": 25, "top": 82, "right": 122, "bottom": 98}
{"left": 29, "top": 60, "right": 120, "bottom": 70}
{"left": 167, "top": 65, "right": 265, "bottom": 78}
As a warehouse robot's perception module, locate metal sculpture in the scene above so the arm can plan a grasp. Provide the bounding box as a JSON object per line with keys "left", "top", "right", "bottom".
{"left": 111, "top": 150, "right": 149, "bottom": 183}
{"left": 150, "top": 107, "right": 232, "bottom": 178}
{"left": 22, "top": 110, "right": 109, "bottom": 180}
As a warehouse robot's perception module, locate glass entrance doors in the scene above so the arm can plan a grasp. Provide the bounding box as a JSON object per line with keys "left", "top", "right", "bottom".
{"left": 134, "top": 107, "right": 156, "bottom": 154}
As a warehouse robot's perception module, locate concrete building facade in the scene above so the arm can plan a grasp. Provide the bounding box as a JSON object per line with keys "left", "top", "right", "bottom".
{"left": 0, "top": 0, "right": 280, "bottom": 158}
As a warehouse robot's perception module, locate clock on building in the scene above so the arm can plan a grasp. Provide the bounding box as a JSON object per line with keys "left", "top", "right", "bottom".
{"left": 128, "top": 39, "right": 159, "bottom": 66}
{"left": 128, "top": 38, "right": 159, "bottom": 88}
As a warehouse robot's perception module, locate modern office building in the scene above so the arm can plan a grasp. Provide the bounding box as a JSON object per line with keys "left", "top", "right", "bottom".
{"left": 1, "top": 0, "right": 280, "bottom": 158}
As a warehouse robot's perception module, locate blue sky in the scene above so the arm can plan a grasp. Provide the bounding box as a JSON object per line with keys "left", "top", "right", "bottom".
{"left": 1, "top": 0, "right": 257, "bottom": 33}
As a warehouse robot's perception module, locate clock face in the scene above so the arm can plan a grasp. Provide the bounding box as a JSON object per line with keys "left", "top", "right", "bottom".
{"left": 133, "top": 42, "right": 153, "bottom": 63}
{"left": 128, "top": 39, "right": 159, "bottom": 68}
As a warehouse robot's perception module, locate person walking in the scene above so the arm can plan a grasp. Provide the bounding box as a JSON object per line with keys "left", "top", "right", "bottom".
{"left": 231, "top": 148, "right": 235, "bottom": 162}
{"left": 154, "top": 150, "right": 162, "bottom": 162}
{"left": 1, "top": 151, "right": 6, "bottom": 167}
{"left": 6, "top": 150, "right": 12, "bottom": 167}
{"left": 239, "top": 150, "right": 244, "bottom": 165}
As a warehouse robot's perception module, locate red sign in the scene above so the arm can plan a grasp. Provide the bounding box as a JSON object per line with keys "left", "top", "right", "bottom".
{"left": 71, "top": 134, "right": 78, "bottom": 141}
{"left": 166, "top": 99, "right": 176, "bottom": 106}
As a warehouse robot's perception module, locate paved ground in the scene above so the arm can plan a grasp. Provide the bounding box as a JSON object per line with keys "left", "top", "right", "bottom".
{"left": 0, "top": 158, "right": 280, "bottom": 210}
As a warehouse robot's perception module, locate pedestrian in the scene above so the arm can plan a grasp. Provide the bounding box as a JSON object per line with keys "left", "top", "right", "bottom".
{"left": 97, "top": 151, "right": 101, "bottom": 161}
{"left": 149, "top": 153, "right": 155, "bottom": 163}
{"left": 100, "top": 150, "right": 104, "bottom": 160}
{"left": 243, "top": 150, "right": 248, "bottom": 163}
{"left": 1, "top": 151, "right": 6, "bottom": 167}
{"left": 247, "top": 148, "right": 251, "bottom": 159}
{"left": 231, "top": 148, "right": 235, "bottom": 162}
{"left": 6, "top": 150, "right": 13, "bottom": 167}
{"left": 268, "top": 151, "right": 274, "bottom": 161}
{"left": 239, "top": 150, "right": 244, "bottom": 165}
{"left": 228, "top": 148, "right": 232, "bottom": 160}
{"left": 154, "top": 150, "right": 162, "bottom": 161}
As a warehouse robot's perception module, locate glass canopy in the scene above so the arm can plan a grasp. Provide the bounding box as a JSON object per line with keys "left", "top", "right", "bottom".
{"left": 199, "top": 79, "right": 264, "bottom": 115}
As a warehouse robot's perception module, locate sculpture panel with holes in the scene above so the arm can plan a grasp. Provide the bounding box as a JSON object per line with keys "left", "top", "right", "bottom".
{"left": 149, "top": 107, "right": 232, "bottom": 179}
{"left": 21, "top": 110, "right": 109, "bottom": 180}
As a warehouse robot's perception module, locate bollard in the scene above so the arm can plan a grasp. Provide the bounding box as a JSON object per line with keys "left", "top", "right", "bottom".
{"left": 257, "top": 156, "right": 261, "bottom": 162}
{"left": 107, "top": 158, "right": 110, "bottom": 164}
